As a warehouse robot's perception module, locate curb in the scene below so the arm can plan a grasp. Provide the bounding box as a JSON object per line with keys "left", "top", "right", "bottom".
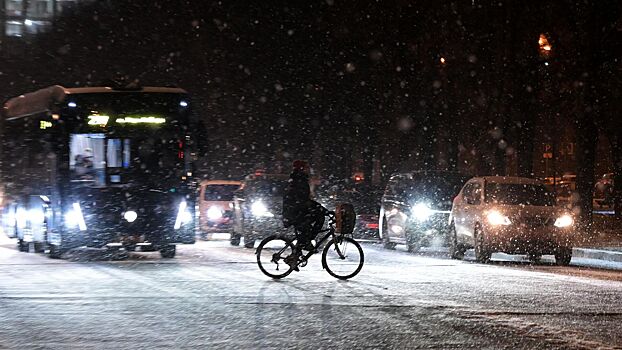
{"left": 573, "top": 248, "right": 622, "bottom": 263}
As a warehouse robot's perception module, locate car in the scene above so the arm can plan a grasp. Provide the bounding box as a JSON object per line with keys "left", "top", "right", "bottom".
{"left": 230, "top": 173, "right": 291, "bottom": 248}
{"left": 379, "top": 171, "right": 470, "bottom": 251}
{"left": 198, "top": 180, "right": 242, "bottom": 239}
{"left": 594, "top": 173, "right": 614, "bottom": 208}
{"left": 449, "top": 176, "right": 575, "bottom": 265}
{"left": 315, "top": 182, "right": 381, "bottom": 241}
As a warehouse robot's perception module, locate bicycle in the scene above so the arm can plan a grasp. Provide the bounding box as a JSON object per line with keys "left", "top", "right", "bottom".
{"left": 255, "top": 211, "right": 364, "bottom": 280}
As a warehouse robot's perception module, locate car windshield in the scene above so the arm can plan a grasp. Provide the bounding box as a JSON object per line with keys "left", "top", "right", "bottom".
{"left": 485, "top": 183, "right": 555, "bottom": 206}
{"left": 246, "top": 179, "right": 287, "bottom": 197}
{"left": 204, "top": 184, "right": 239, "bottom": 201}
{"left": 398, "top": 174, "right": 468, "bottom": 209}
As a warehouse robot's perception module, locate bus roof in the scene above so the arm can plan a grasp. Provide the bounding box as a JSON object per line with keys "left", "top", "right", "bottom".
{"left": 3, "top": 85, "right": 188, "bottom": 119}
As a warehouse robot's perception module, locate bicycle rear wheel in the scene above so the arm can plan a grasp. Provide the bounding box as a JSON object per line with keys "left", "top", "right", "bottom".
{"left": 256, "top": 235, "right": 296, "bottom": 279}
{"left": 322, "top": 236, "right": 364, "bottom": 280}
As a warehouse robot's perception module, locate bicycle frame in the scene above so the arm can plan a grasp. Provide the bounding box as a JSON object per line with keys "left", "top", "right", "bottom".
{"left": 268, "top": 214, "right": 347, "bottom": 266}
{"left": 294, "top": 223, "right": 350, "bottom": 266}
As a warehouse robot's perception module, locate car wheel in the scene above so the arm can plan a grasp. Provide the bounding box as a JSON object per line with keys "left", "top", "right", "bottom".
{"left": 554, "top": 247, "right": 572, "bottom": 266}
{"left": 448, "top": 223, "right": 466, "bottom": 260}
{"left": 230, "top": 225, "right": 241, "bottom": 246}
{"left": 243, "top": 233, "right": 255, "bottom": 249}
{"left": 381, "top": 216, "right": 396, "bottom": 250}
{"left": 473, "top": 226, "right": 492, "bottom": 263}
{"left": 406, "top": 231, "right": 420, "bottom": 253}
{"left": 230, "top": 234, "right": 241, "bottom": 246}
{"left": 527, "top": 253, "right": 542, "bottom": 263}
{"left": 160, "top": 245, "right": 176, "bottom": 258}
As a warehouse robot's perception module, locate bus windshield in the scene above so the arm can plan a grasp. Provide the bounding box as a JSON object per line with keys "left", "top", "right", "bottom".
{"left": 70, "top": 133, "right": 187, "bottom": 187}
{"left": 65, "top": 92, "right": 192, "bottom": 187}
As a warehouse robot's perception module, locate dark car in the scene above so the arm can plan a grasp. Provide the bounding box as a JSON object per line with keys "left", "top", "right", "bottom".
{"left": 315, "top": 182, "right": 381, "bottom": 241}
{"left": 379, "top": 171, "right": 470, "bottom": 252}
{"left": 230, "top": 173, "right": 291, "bottom": 248}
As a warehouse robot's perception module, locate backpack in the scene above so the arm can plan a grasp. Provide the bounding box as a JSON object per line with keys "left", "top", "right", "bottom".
{"left": 335, "top": 203, "right": 356, "bottom": 235}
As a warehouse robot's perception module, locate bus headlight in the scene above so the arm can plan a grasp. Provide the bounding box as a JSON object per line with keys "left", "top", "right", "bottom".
{"left": 65, "top": 202, "right": 87, "bottom": 231}
{"left": 174, "top": 201, "right": 193, "bottom": 229}
{"left": 554, "top": 214, "right": 574, "bottom": 228}
{"left": 123, "top": 211, "right": 138, "bottom": 223}
{"left": 206, "top": 206, "right": 223, "bottom": 220}
{"left": 251, "top": 201, "right": 273, "bottom": 217}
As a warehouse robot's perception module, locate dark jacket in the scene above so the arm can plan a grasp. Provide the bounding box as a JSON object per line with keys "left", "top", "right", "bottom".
{"left": 282, "top": 169, "right": 311, "bottom": 226}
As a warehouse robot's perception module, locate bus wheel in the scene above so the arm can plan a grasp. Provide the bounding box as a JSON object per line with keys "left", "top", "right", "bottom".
{"left": 34, "top": 242, "right": 46, "bottom": 253}
{"left": 17, "top": 239, "right": 29, "bottom": 252}
{"left": 160, "top": 245, "right": 176, "bottom": 258}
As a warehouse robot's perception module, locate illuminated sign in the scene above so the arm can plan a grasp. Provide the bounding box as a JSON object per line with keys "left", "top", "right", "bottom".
{"left": 40, "top": 121, "right": 53, "bottom": 129}
{"left": 88, "top": 115, "right": 110, "bottom": 126}
{"left": 116, "top": 116, "right": 166, "bottom": 124}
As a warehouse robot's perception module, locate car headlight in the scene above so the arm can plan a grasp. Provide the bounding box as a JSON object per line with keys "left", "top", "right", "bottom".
{"left": 65, "top": 202, "right": 87, "bottom": 231}
{"left": 251, "top": 201, "right": 274, "bottom": 217}
{"left": 487, "top": 210, "right": 511, "bottom": 226}
{"left": 206, "top": 206, "right": 223, "bottom": 220}
{"left": 554, "top": 214, "right": 574, "bottom": 228}
{"left": 390, "top": 224, "right": 404, "bottom": 234}
{"left": 411, "top": 203, "right": 433, "bottom": 221}
{"left": 174, "top": 201, "right": 193, "bottom": 229}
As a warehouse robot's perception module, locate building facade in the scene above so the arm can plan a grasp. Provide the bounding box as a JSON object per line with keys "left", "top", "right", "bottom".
{"left": 1, "top": 0, "right": 85, "bottom": 37}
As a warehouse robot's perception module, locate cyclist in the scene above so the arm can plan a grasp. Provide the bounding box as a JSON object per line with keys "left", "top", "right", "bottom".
{"left": 282, "top": 160, "right": 327, "bottom": 269}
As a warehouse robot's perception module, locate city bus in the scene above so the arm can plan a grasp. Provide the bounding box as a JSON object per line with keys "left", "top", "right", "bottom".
{"left": 0, "top": 85, "right": 200, "bottom": 258}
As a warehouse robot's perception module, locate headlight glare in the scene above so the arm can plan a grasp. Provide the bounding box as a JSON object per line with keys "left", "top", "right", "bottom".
{"left": 174, "top": 201, "right": 193, "bottom": 229}
{"left": 487, "top": 210, "right": 511, "bottom": 226}
{"left": 251, "top": 201, "right": 273, "bottom": 217}
{"left": 206, "top": 206, "right": 223, "bottom": 220}
{"left": 123, "top": 210, "right": 138, "bottom": 223}
{"left": 554, "top": 214, "right": 574, "bottom": 228}
{"left": 390, "top": 224, "right": 404, "bottom": 234}
{"left": 411, "top": 203, "right": 433, "bottom": 221}
{"left": 65, "top": 202, "right": 87, "bottom": 231}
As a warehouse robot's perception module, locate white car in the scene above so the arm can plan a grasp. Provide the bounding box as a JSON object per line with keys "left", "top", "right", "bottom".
{"left": 449, "top": 176, "right": 575, "bottom": 265}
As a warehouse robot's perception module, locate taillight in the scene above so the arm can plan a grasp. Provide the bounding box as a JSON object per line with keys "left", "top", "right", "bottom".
{"left": 178, "top": 140, "right": 184, "bottom": 159}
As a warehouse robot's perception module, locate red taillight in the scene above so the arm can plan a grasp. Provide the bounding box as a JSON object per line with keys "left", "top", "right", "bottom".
{"left": 366, "top": 223, "right": 379, "bottom": 229}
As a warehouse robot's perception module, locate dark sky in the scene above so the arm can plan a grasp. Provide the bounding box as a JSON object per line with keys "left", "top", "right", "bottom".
{"left": 4, "top": 0, "right": 622, "bottom": 180}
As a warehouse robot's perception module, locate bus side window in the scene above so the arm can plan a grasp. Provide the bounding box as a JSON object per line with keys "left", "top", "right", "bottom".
{"left": 69, "top": 133, "right": 105, "bottom": 186}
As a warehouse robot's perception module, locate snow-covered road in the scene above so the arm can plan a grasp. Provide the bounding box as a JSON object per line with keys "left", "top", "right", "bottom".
{"left": 1, "top": 235, "right": 621, "bottom": 349}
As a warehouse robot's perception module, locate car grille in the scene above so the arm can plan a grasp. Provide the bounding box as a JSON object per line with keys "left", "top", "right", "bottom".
{"left": 522, "top": 216, "right": 553, "bottom": 227}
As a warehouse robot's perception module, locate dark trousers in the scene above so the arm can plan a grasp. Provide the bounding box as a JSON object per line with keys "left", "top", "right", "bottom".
{"left": 295, "top": 200, "right": 326, "bottom": 246}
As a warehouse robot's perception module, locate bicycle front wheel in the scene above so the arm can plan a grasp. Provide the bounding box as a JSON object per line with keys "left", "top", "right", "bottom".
{"left": 256, "top": 235, "right": 296, "bottom": 279}
{"left": 322, "top": 236, "right": 364, "bottom": 280}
